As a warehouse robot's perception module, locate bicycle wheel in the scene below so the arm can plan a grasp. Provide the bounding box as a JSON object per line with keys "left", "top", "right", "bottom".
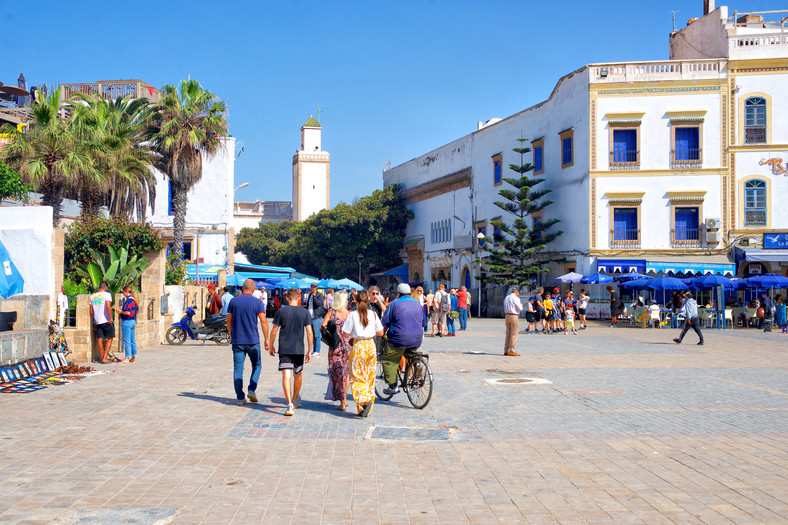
{"left": 404, "top": 356, "right": 433, "bottom": 409}
{"left": 374, "top": 359, "right": 394, "bottom": 401}
{"left": 214, "top": 329, "right": 231, "bottom": 346}
{"left": 166, "top": 326, "right": 186, "bottom": 345}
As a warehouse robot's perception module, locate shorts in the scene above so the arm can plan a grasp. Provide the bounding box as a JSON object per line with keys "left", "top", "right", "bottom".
{"left": 544, "top": 310, "right": 554, "bottom": 321}
{"left": 96, "top": 322, "right": 115, "bottom": 339}
{"left": 278, "top": 353, "right": 305, "bottom": 374}
{"left": 525, "top": 312, "right": 536, "bottom": 323}
{"left": 578, "top": 308, "right": 586, "bottom": 316}
{"left": 429, "top": 311, "right": 439, "bottom": 323}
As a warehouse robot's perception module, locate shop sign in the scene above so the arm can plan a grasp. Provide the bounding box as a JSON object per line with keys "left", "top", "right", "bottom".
{"left": 745, "top": 262, "right": 765, "bottom": 276}
{"left": 760, "top": 158, "right": 788, "bottom": 176}
{"left": 764, "top": 233, "right": 788, "bottom": 249}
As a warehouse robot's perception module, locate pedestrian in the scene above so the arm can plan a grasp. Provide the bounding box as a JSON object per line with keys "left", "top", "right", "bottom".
{"left": 534, "top": 287, "right": 547, "bottom": 333}
{"left": 115, "top": 285, "right": 139, "bottom": 363}
{"left": 207, "top": 284, "right": 222, "bottom": 317}
{"left": 227, "top": 279, "right": 270, "bottom": 406}
{"left": 457, "top": 285, "right": 470, "bottom": 330}
{"left": 577, "top": 289, "right": 589, "bottom": 329}
{"left": 321, "top": 290, "right": 352, "bottom": 411}
{"left": 759, "top": 291, "right": 774, "bottom": 330}
{"left": 305, "top": 283, "right": 327, "bottom": 357}
{"left": 673, "top": 291, "right": 704, "bottom": 345}
{"left": 607, "top": 285, "right": 620, "bottom": 327}
{"left": 564, "top": 292, "right": 578, "bottom": 334}
{"left": 342, "top": 290, "right": 384, "bottom": 417}
{"left": 381, "top": 283, "right": 426, "bottom": 396}
{"left": 368, "top": 285, "right": 387, "bottom": 318}
{"left": 432, "top": 284, "right": 450, "bottom": 337}
{"left": 324, "top": 288, "right": 335, "bottom": 310}
{"left": 542, "top": 293, "right": 554, "bottom": 334}
{"left": 525, "top": 297, "right": 537, "bottom": 333}
{"left": 503, "top": 287, "right": 523, "bottom": 356}
{"left": 56, "top": 286, "right": 68, "bottom": 330}
{"left": 220, "top": 286, "right": 234, "bottom": 315}
{"left": 447, "top": 288, "right": 458, "bottom": 336}
{"left": 90, "top": 281, "right": 116, "bottom": 363}
{"left": 269, "top": 288, "right": 312, "bottom": 415}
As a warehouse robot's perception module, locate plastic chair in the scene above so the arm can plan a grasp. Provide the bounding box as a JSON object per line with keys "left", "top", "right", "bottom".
{"left": 699, "top": 309, "right": 714, "bottom": 328}
{"left": 724, "top": 309, "right": 733, "bottom": 329}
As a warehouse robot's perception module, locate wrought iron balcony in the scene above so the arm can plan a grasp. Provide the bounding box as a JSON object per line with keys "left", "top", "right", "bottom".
{"left": 671, "top": 228, "right": 701, "bottom": 248}
{"left": 670, "top": 148, "right": 702, "bottom": 169}
{"left": 609, "top": 149, "right": 639, "bottom": 170}
{"left": 610, "top": 229, "right": 640, "bottom": 249}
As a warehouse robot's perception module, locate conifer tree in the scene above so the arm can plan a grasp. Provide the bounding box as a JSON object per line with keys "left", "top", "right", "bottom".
{"left": 477, "top": 135, "right": 563, "bottom": 286}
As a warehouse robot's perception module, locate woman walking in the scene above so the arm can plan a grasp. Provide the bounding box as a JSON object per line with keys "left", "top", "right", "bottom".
{"left": 115, "top": 286, "right": 139, "bottom": 363}
{"left": 322, "top": 290, "right": 351, "bottom": 411}
{"left": 342, "top": 290, "right": 384, "bottom": 417}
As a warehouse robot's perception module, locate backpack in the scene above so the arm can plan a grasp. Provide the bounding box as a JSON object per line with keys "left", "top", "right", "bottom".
{"left": 441, "top": 291, "right": 450, "bottom": 311}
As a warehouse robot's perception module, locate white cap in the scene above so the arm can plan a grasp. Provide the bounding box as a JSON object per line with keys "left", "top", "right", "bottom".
{"left": 397, "top": 283, "right": 412, "bottom": 294}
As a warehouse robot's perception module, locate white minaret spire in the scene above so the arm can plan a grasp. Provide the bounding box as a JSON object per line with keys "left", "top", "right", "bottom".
{"left": 292, "top": 116, "right": 330, "bottom": 221}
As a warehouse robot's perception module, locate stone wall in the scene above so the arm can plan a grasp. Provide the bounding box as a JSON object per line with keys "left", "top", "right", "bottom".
{"left": 0, "top": 329, "right": 48, "bottom": 364}
{"left": 0, "top": 295, "right": 50, "bottom": 330}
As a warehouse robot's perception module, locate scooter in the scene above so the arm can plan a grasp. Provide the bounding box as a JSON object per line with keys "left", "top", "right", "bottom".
{"left": 166, "top": 306, "right": 230, "bottom": 346}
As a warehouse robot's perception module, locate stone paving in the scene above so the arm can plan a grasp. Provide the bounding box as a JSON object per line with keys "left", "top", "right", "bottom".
{"left": 0, "top": 319, "right": 786, "bottom": 524}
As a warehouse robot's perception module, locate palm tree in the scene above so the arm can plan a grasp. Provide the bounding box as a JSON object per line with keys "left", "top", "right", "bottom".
{"left": 145, "top": 80, "right": 228, "bottom": 262}
{"left": 70, "top": 94, "right": 156, "bottom": 221}
{"left": 0, "top": 86, "right": 94, "bottom": 224}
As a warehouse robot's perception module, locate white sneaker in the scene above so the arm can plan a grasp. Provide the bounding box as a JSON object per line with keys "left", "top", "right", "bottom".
{"left": 285, "top": 404, "right": 294, "bottom": 416}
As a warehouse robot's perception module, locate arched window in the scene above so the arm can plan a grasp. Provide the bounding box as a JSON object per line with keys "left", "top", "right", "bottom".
{"left": 745, "top": 97, "right": 766, "bottom": 144}
{"left": 744, "top": 179, "right": 766, "bottom": 226}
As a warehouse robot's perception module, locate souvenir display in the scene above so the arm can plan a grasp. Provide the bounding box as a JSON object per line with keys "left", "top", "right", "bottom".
{"left": 57, "top": 352, "right": 69, "bottom": 367}
{"left": 43, "top": 354, "right": 55, "bottom": 371}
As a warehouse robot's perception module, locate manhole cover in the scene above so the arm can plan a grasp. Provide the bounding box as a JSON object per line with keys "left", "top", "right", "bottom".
{"left": 368, "top": 426, "right": 450, "bottom": 441}
{"left": 484, "top": 377, "right": 552, "bottom": 385}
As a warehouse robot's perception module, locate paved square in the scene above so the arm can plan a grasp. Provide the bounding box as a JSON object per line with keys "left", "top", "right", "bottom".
{"left": 1, "top": 319, "right": 786, "bottom": 524}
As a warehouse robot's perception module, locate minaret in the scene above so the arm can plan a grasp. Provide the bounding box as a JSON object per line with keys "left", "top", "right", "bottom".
{"left": 292, "top": 116, "right": 330, "bottom": 221}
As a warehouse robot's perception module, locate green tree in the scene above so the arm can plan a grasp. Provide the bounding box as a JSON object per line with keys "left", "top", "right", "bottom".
{"left": 70, "top": 94, "right": 156, "bottom": 220}
{"left": 71, "top": 240, "right": 150, "bottom": 294}
{"left": 0, "top": 160, "right": 33, "bottom": 201}
{"left": 236, "top": 185, "right": 413, "bottom": 280}
{"left": 145, "top": 80, "right": 228, "bottom": 262}
{"left": 478, "top": 136, "right": 562, "bottom": 286}
{"left": 0, "top": 86, "right": 95, "bottom": 224}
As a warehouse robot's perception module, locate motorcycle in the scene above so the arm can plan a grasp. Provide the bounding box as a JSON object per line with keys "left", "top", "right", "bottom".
{"left": 166, "top": 306, "right": 231, "bottom": 346}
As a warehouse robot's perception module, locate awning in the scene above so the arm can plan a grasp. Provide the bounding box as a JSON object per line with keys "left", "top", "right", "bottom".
{"left": 371, "top": 264, "right": 409, "bottom": 280}
{"left": 186, "top": 264, "right": 224, "bottom": 277}
{"left": 645, "top": 257, "right": 734, "bottom": 276}
{"left": 735, "top": 249, "right": 788, "bottom": 263}
{"left": 233, "top": 262, "right": 296, "bottom": 273}
{"left": 597, "top": 259, "right": 646, "bottom": 273}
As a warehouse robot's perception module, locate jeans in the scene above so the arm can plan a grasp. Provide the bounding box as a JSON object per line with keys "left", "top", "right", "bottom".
{"left": 121, "top": 319, "right": 137, "bottom": 358}
{"left": 311, "top": 318, "right": 323, "bottom": 354}
{"left": 232, "top": 344, "right": 261, "bottom": 400}
{"left": 447, "top": 315, "right": 455, "bottom": 335}
{"left": 457, "top": 308, "right": 468, "bottom": 330}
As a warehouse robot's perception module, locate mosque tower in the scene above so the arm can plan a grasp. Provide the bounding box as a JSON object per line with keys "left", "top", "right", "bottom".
{"left": 292, "top": 116, "right": 330, "bottom": 221}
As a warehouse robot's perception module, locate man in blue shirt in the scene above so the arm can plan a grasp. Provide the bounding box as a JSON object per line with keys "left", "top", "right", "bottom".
{"left": 227, "top": 279, "right": 270, "bottom": 405}
{"left": 673, "top": 291, "right": 704, "bottom": 345}
{"left": 380, "top": 283, "right": 426, "bottom": 395}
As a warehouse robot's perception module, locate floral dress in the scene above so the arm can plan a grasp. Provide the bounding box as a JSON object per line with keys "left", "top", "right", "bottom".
{"left": 324, "top": 311, "right": 351, "bottom": 401}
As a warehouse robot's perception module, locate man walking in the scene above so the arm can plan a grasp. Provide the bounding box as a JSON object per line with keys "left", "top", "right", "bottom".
{"left": 220, "top": 286, "right": 234, "bottom": 316}
{"left": 304, "top": 283, "right": 327, "bottom": 357}
{"left": 381, "top": 283, "right": 426, "bottom": 396}
{"left": 760, "top": 291, "right": 773, "bottom": 330}
{"left": 269, "top": 288, "right": 313, "bottom": 416}
{"left": 673, "top": 291, "right": 704, "bottom": 345}
{"left": 457, "top": 286, "right": 469, "bottom": 330}
{"left": 503, "top": 287, "right": 523, "bottom": 356}
{"left": 90, "top": 281, "right": 115, "bottom": 363}
{"left": 226, "top": 279, "right": 269, "bottom": 406}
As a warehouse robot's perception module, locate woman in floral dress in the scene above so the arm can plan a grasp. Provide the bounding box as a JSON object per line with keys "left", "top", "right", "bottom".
{"left": 342, "top": 290, "right": 384, "bottom": 417}
{"left": 322, "top": 290, "right": 351, "bottom": 410}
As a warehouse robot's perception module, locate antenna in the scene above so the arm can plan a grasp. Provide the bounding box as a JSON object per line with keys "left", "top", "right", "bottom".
{"left": 316, "top": 101, "right": 323, "bottom": 124}
{"left": 671, "top": 10, "right": 677, "bottom": 32}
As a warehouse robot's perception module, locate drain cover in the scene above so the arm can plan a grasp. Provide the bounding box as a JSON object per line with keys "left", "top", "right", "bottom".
{"left": 368, "top": 426, "right": 450, "bottom": 441}
{"left": 484, "top": 377, "right": 552, "bottom": 385}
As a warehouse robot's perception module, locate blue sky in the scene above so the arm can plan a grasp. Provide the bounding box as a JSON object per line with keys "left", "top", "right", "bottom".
{"left": 4, "top": 1, "right": 784, "bottom": 206}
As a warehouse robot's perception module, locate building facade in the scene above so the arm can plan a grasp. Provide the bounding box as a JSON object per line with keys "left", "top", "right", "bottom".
{"left": 292, "top": 116, "right": 330, "bottom": 221}
{"left": 383, "top": 4, "right": 788, "bottom": 295}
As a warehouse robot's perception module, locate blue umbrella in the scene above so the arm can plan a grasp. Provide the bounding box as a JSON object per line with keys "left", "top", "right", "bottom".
{"left": 618, "top": 278, "right": 651, "bottom": 290}
{"left": 730, "top": 278, "right": 747, "bottom": 290}
{"left": 335, "top": 278, "right": 363, "bottom": 290}
{"left": 746, "top": 273, "right": 788, "bottom": 289}
{"left": 614, "top": 271, "right": 648, "bottom": 282}
{"left": 645, "top": 276, "right": 688, "bottom": 291}
{"left": 555, "top": 272, "right": 583, "bottom": 283}
{"left": 580, "top": 272, "right": 614, "bottom": 284}
{"left": 317, "top": 278, "right": 342, "bottom": 289}
{"left": 274, "top": 278, "right": 311, "bottom": 290}
{"left": 692, "top": 274, "right": 734, "bottom": 290}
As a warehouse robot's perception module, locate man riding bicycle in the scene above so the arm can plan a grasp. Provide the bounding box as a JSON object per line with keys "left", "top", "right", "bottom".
{"left": 380, "top": 283, "right": 427, "bottom": 395}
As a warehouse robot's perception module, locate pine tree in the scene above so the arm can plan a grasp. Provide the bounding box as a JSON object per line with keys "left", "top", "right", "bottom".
{"left": 478, "top": 135, "right": 563, "bottom": 287}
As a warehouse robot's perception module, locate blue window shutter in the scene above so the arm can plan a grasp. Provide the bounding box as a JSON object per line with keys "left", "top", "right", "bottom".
{"left": 613, "top": 208, "right": 637, "bottom": 240}
{"left": 168, "top": 181, "right": 175, "bottom": 216}
{"left": 675, "top": 127, "right": 699, "bottom": 160}
{"left": 675, "top": 207, "right": 699, "bottom": 240}
{"left": 534, "top": 146, "right": 543, "bottom": 171}
{"left": 562, "top": 137, "right": 572, "bottom": 165}
{"left": 613, "top": 130, "right": 636, "bottom": 162}
{"left": 494, "top": 160, "right": 501, "bottom": 184}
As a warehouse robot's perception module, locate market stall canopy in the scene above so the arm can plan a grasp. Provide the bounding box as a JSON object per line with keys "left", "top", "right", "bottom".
{"left": 274, "top": 278, "right": 311, "bottom": 290}
{"left": 371, "top": 264, "right": 409, "bottom": 281}
{"left": 317, "top": 278, "right": 342, "bottom": 289}
{"left": 335, "top": 278, "right": 363, "bottom": 290}
{"left": 580, "top": 273, "right": 614, "bottom": 284}
{"left": 555, "top": 272, "right": 583, "bottom": 283}
{"left": 227, "top": 273, "right": 275, "bottom": 288}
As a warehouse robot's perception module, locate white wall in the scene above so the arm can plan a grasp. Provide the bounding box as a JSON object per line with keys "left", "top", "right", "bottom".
{"left": 195, "top": 232, "right": 231, "bottom": 266}
{"left": 734, "top": 150, "right": 788, "bottom": 229}
{"left": 670, "top": 7, "right": 729, "bottom": 60}
{"left": 0, "top": 207, "right": 54, "bottom": 300}
{"left": 299, "top": 160, "right": 329, "bottom": 220}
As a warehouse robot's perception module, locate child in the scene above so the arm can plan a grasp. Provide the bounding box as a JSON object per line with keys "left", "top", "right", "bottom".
{"left": 525, "top": 297, "right": 537, "bottom": 334}
{"left": 565, "top": 304, "right": 578, "bottom": 334}
{"left": 543, "top": 295, "right": 554, "bottom": 333}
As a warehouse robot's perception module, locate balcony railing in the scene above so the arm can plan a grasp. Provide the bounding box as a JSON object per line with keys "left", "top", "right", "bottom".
{"left": 591, "top": 59, "right": 725, "bottom": 82}
{"left": 745, "top": 127, "right": 766, "bottom": 144}
{"left": 610, "top": 229, "right": 640, "bottom": 249}
{"left": 609, "top": 149, "right": 639, "bottom": 170}
{"left": 744, "top": 209, "right": 767, "bottom": 227}
{"left": 671, "top": 228, "right": 701, "bottom": 248}
{"left": 61, "top": 80, "right": 162, "bottom": 103}
{"left": 671, "top": 148, "right": 702, "bottom": 169}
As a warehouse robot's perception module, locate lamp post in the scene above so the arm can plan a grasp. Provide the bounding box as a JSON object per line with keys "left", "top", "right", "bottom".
{"left": 357, "top": 254, "right": 365, "bottom": 285}
{"left": 234, "top": 182, "right": 249, "bottom": 191}
{"left": 476, "top": 231, "right": 486, "bottom": 317}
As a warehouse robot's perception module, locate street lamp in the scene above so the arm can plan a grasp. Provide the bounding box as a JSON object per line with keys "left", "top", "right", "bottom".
{"left": 476, "top": 231, "right": 486, "bottom": 317}
{"left": 234, "top": 182, "right": 249, "bottom": 191}
{"left": 357, "top": 254, "right": 365, "bottom": 285}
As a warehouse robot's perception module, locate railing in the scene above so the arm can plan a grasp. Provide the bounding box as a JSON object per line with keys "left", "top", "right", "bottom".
{"left": 671, "top": 148, "right": 702, "bottom": 169}
{"left": 66, "top": 297, "right": 77, "bottom": 327}
{"left": 609, "top": 150, "right": 639, "bottom": 170}
{"left": 610, "top": 229, "right": 640, "bottom": 249}
{"left": 61, "top": 80, "right": 161, "bottom": 103}
{"left": 745, "top": 127, "right": 766, "bottom": 144}
{"left": 591, "top": 60, "right": 725, "bottom": 82}
{"left": 732, "top": 34, "right": 788, "bottom": 49}
{"left": 671, "top": 229, "right": 702, "bottom": 248}
{"left": 744, "top": 210, "right": 767, "bottom": 227}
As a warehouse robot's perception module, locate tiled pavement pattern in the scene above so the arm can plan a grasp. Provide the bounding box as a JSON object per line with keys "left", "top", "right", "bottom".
{"left": 1, "top": 320, "right": 786, "bottom": 524}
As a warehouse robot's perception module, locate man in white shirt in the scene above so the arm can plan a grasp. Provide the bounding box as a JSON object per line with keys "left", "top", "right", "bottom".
{"left": 503, "top": 287, "right": 523, "bottom": 356}
{"left": 89, "top": 281, "right": 114, "bottom": 363}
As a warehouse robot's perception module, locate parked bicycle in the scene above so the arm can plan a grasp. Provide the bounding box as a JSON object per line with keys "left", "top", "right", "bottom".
{"left": 375, "top": 346, "right": 433, "bottom": 409}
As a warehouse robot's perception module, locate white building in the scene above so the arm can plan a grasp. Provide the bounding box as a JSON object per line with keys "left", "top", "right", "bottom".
{"left": 292, "top": 116, "right": 330, "bottom": 221}
{"left": 383, "top": 3, "right": 788, "bottom": 295}
{"left": 230, "top": 200, "right": 293, "bottom": 232}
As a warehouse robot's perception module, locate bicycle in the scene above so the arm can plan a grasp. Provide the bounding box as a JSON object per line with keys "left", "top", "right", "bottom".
{"left": 375, "top": 346, "right": 433, "bottom": 409}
